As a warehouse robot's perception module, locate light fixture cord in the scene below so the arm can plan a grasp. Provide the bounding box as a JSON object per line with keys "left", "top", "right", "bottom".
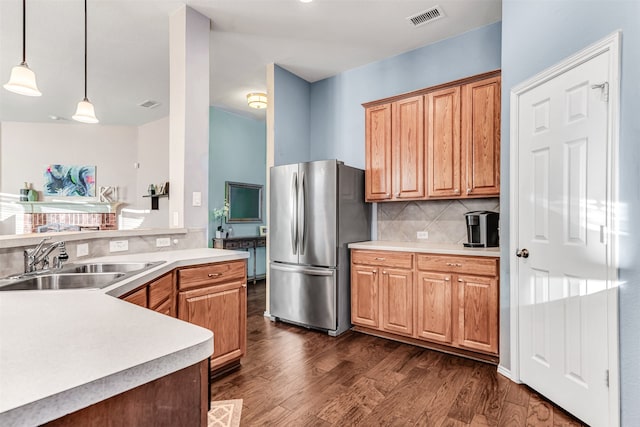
{"left": 83, "top": 0, "right": 87, "bottom": 99}
{"left": 21, "top": 0, "right": 26, "bottom": 63}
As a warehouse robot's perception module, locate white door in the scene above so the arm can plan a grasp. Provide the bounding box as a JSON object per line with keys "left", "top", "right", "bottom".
{"left": 516, "top": 50, "right": 611, "bottom": 426}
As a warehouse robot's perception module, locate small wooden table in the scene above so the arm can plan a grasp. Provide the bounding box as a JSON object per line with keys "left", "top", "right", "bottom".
{"left": 213, "top": 236, "right": 266, "bottom": 284}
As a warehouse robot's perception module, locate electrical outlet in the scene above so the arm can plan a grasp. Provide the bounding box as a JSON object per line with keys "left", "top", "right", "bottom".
{"left": 156, "top": 237, "right": 171, "bottom": 247}
{"left": 192, "top": 191, "right": 202, "bottom": 207}
{"left": 417, "top": 231, "right": 429, "bottom": 239}
{"left": 77, "top": 243, "right": 89, "bottom": 257}
{"left": 109, "top": 240, "right": 129, "bottom": 252}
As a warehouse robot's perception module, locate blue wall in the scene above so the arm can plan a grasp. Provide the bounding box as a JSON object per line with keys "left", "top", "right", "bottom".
{"left": 209, "top": 107, "right": 267, "bottom": 277}
{"left": 274, "top": 65, "right": 311, "bottom": 166}
{"left": 501, "top": 1, "right": 640, "bottom": 424}
{"left": 309, "top": 22, "right": 502, "bottom": 169}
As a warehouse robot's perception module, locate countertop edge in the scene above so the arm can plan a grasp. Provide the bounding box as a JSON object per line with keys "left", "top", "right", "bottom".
{"left": 1, "top": 335, "right": 213, "bottom": 427}
{"left": 347, "top": 241, "right": 500, "bottom": 257}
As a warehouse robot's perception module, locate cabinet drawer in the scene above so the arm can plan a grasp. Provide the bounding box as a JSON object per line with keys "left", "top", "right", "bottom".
{"left": 417, "top": 254, "right": 497, "bottom": 276}
{"left": 148, "top": 272, "right": 173, "bottom": 309}
{"left": 352, "top": 250, "right": 413, "bottom": 269}
{"left": 223, "top": 241, "right": 241, "bottom": 249}
{"left": 178, "top": 260, "right": 246, "bottom": 291}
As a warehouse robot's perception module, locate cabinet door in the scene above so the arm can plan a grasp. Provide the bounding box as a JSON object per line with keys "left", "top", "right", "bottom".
{"left": 148, "top": 272, "right": 175, "bottom": 316}
{"left": 462, "top": 76, "right": 501, "bottom": 197}
{"left": 426, "top": 86, "right": 461, "bottom": 198}
{"left": 392, "top": 96, "right": 425, "bottom": 199}
{"left": 380, "top": 268, "right": 414, "bottom": 336}
{"left": 457, "top": 275, "right": 498, "bottom": 354}
{"left": 122, "top": 286, "right": 147, "bottom": 308}
{"left": 351, "top": 265, "right": 379, "bottom": 328}
{"left": 415, "top": 272, "right": 453, "bottom": 344}
{"left": 365, "top": 104, "right": 392, "bottom": 201}
{"left": 178, "top": 281, "right": 247, "bottom": 370}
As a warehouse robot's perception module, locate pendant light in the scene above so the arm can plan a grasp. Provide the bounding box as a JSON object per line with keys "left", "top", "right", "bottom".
{"left": 73, "top": 0, "right": 99, "bottom": 124}
{"left": 3, "top": 0, "right": 42, "bottom": 96}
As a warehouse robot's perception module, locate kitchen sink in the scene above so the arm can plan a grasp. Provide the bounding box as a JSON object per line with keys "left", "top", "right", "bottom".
{"left": 65, "top": 261, "right": 163, "bottom": 274}
{"left": 0, "top": 261, "right": 165, "bottom": 291}
{"left": 0, "top": 273, "right": 126, "bottom": 291}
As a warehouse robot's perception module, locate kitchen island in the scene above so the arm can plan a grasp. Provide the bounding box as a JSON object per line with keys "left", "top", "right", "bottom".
{"left": 0, "top": 248, "right": 249, "bottom": 426}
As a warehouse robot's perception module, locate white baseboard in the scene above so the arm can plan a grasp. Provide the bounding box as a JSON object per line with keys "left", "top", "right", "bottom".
{"left": 497, "top": 364, "right": 520, "bottom": 383}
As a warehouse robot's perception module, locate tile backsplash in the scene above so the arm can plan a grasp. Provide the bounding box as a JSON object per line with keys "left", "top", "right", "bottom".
{"left": 377, "top": 198, "right": 500, "bottom": 244}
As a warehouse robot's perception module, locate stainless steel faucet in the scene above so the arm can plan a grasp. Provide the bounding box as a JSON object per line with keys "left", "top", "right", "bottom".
{"left": 24, "top": 238, "right": 69, "bottom": 273}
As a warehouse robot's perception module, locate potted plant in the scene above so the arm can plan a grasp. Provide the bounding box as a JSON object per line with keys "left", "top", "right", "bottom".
{"left": 211, "top": 203, "right": 229, "bottom": 238}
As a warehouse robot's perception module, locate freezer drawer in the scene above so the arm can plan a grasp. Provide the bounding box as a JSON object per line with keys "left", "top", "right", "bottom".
{"left": 270, "top": 263, "right": 337, "bottom": 331}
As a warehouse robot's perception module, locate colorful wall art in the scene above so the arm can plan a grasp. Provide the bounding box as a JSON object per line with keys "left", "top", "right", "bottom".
{"left": 44, "top": 165, "right": 96, "bottom": 197}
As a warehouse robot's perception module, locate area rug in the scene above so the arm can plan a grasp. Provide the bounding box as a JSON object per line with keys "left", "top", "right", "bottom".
{"left": 208, "top": 399, "right": 243, "bottom": 427}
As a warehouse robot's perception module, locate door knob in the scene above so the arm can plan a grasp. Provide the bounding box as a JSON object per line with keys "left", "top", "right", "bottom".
{"left": 516, "top": 248, "right": 529, "bottom": 258}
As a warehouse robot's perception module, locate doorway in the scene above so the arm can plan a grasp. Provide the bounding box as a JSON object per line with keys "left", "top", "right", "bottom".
{"left": 509, "top": 32, "right": 620, "bottom": 426}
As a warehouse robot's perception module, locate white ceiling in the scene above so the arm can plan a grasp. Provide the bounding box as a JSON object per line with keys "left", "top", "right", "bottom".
{"left": 0, "top": 0, "right": 501, "bottom": 126}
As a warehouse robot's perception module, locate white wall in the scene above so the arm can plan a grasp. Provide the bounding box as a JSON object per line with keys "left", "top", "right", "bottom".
{"left": 126, "top": 116, "right": 170, "bottom": 229}
{"left": 0, "top": 121, "right": 138, "bottom": 201}
{"left": 0, "top": 119, "right": 172, "bottom": 234}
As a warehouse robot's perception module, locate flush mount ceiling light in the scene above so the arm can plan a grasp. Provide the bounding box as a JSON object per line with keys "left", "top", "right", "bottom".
{"left": 73, "top": 0, "right": 99, "bottom": 124}
{"left": 299, "top": 0, "right": 313, "bottom": 3}
{"left": 247, "top": 92, "right": 267, "bottom": 109}
{"left": 4, "top": 0, "right": 41, "bottom": 96}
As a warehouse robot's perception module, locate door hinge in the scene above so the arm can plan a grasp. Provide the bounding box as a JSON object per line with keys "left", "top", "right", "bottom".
{"left": 606, "top": 369, "right": 610, "bottom": 388}
{"left": 591, "top": 82, "right": 609, "bottom": 102}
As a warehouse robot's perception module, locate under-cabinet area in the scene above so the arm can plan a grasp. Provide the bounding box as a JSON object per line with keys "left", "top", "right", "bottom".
{"left": 364, "top": 70, "right": 501, "bottom": 203}
{"left": 349, "top": 244, "right": 499, "bottom": 363}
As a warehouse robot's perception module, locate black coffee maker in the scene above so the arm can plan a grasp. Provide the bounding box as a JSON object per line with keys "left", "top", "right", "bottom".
{"left": 464, "top": 211, "right": 499, "bottom": 247}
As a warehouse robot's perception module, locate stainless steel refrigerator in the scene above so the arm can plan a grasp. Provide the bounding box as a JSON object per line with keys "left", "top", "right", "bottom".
{"left": 269, "top": 159, "right": 371, "bottom": 336}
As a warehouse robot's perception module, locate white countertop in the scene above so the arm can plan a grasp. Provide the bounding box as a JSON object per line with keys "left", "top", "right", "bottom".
{"left": 348, "top": 241, "right": 500, "bottom": 257}
{"left": 0, "top": 248, "right": 249, "bottom": 426}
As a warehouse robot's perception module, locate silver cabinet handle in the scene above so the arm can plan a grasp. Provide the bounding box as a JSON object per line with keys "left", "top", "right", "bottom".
{"left": 446, "top": 262, "right": 462, "bottom": 267}
{"left": 208, "top": 273, "right": 221, "bottom": 278}
{"left": 466, "top": 188, "right": 471, "bottom": 194}
{"left": 458, "top": 278, "right": 463, "bottom": 282}
{"left": 382, "top": 270, "right": 387, "bottom": 275}
{"left": 374, "top": 257, "right": 385, "bottom": 261}
{"left": 444, "top": 277, "right": 450, "bottom": 281}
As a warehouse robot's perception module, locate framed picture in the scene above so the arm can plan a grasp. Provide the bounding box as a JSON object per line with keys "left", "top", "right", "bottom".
{"left": 259, "top": 226, "right": 267, "bottom": 236}
{"left": 44, "top": 165, "right": 96, "bottom": 197}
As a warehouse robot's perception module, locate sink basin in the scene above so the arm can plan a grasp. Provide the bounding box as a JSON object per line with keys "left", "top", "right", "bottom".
{"left": 0, "top": 261, "right": 165, "bottom": 292}
{"left": 65, "top": 261, "right": 163, "bottom": 274}
{"left": 0, "top": 273, "right": 125, "bottom": 291}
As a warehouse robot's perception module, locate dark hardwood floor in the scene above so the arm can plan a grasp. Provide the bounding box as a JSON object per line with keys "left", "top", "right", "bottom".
{"left": 211, "top": 280, "right": 585, "bottom": 426}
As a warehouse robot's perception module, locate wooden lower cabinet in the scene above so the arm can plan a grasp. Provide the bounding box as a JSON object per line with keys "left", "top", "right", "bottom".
{"left": 457, "top": 274, "right": 498, "bottom": 353}
{"left": 415, "top": 271, "right": 453, "bottom": 344}
{"left": 351, "top": 265, "right": 379, "bottom": 328}
{"left": 380, "top": 268, "right": 413, "bottom": 336}
{"left": 119, "top": 260, "right": 248, "bottom": 375}
{"left": 351, "top": 249, "right": 499, "bottom": 360}
{"left": 177, "top": 261, "right": 247, "bottom": 374}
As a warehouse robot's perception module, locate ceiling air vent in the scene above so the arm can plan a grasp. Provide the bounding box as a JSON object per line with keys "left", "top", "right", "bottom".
{"left": 407, "top": 6, "right": 445, "bottom": 27}
{"left": 138, "top": 100, "right": 160, "bottom": 109}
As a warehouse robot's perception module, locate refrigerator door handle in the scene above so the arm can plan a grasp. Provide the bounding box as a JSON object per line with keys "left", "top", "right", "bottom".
{"left": 270, "top": 263, "right": 334, "bottom": 276}
{"left": 298, "top": 171, "right": 306, "bottom": 255}
{"left": 290, "top": 172, "right": 298, "bottom": 255}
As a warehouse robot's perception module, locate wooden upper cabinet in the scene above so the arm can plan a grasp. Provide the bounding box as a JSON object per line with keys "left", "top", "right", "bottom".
{"left": 365, "top": 104, "right": 392, "bottom": 201}
{"left": 426, "top": 87, "right": 461, "bottom": 198}
{"left": 392, "top": 96, "right": 425, "bottom": 200}
{"left": 462, "top": 76, "right": 501, "bottom": 197}
{"left": 363, "top": 70, "right": 500, "bottom": 202}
